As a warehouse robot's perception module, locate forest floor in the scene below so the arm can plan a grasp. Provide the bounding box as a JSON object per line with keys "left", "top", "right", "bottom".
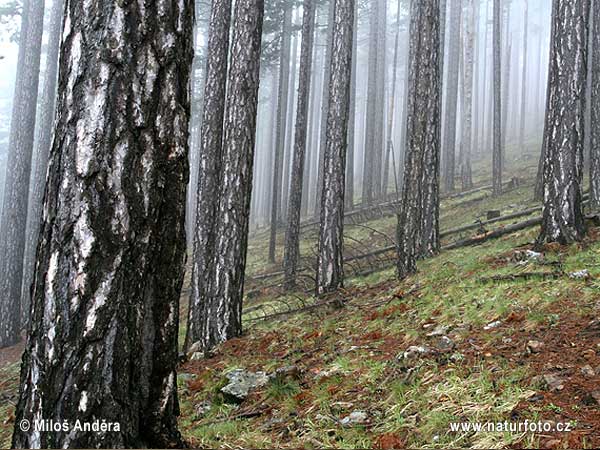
{"left": 1, "top": 149, "right": 599, "bottom": 449}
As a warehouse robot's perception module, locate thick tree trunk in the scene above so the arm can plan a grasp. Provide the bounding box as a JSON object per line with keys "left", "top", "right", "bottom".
{"left": 519, "top": 0, "right": 529, "bottom": 151}
{"left": 203, "top": 0, "right": 264, "bottom": 349}
{"left": 12, "top": 0, "right": 193, "bottom": 446}
{"left": 461, "top": 0, "right": 474, "bottom": 190}
{"left": 442, "top": 0, "right": 462, "bottom": 193}
{"left": 397, "top": 0, "right": 441, "bottom": 279}
{"left": 22, "top": 0, "right": 63, "bottom": 328}
{"left": 537, "top": 0, "right": 589, "bottom": 245}
{"left": 492, "top": 0, "right": 502, "bottom": 197}
{"left": 0, "top": 0, "right": 45, "bottom": 348}
{"left": 186, "top": 0, "right": 232, "bottom": 351}
{"left": 591, "top": 0, "right": 600, "bottom": 210}
{"left": 268, "top": 5, "right": 292, "bottom": 262}
{"left": 316, "top": 0, "right": 354, "bottom": 295}
{"left": 284, "top": 0, "right": 316, "bottom": 290}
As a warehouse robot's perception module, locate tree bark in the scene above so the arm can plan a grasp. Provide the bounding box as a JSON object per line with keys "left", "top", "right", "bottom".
{"left": 316, "top": 0, "right": 354, "bottom": 295}
{"left": 203, "top": 0, "right": 264, "bottom": 349}
{"left": 537, "top": 0, "right": 589, "bottom": 245}
{"left": 12, "top": 0, "right": 194, "bottom": 446}
{"left": 397, "top": 0, "right": 441, "bottom": 279}
{"left": 0, "top": 0, "right": 45, "bottom": 348}
{"left": 22, "top": 0, "right": 63, "bottom": 328}
{"left": 186, "top": 0, "right": 232, "bottom": 351}
{"left": 492, "top": 0, "right": 502, "bottom": 197}
{"left": 591, "top": 0, "right": 600, "bottom": 210}
{"left": 345, "top": 0, "right": 358, "bottom": 210}
{"left": 442, "top": 0, "right": 462, "bottom": 193}
{"left": 284, "top": 0, "right": 316, "bottom": 290}
{"left": 268, "top": 4, "right": 292, "bottom": 262}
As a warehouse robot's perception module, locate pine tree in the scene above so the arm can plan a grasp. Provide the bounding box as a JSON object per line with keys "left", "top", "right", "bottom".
{"left": 12, "top": 0, "right": 194, "bottom": 446}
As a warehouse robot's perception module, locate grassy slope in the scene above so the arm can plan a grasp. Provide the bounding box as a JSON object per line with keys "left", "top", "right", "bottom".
{"left": 1, "top": 147, "right": 599, "bottom": 449}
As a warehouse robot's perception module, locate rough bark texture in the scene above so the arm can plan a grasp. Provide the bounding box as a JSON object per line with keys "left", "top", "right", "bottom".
{"left": 316, "top": 0, "right": 354, "bottom": 295}
{"left": 22, "top": 0, "right": 63, "bottom": 328}
{"left": 442, "top": 0, "right": 461, "bottom": 193}
{"left": 537, "top": 0, "right": 589, "bottom": 245}
{"left": 186, "top": 0, "right": 232, "bottom": 351}
{"left": 268, "top": 5, "right": 292, "bottom": 262}
{"left": 316, "top": 0, "right": 335, "bottom": 216}
{"left": 0, "top": 0, "right": 45, "bottom": 348}
{"left": 204, "top": 0, "right": 264, "bottom": 349}
{"left": 591, "top": 0, "right": 600, "bottom": 210}
{"left": 397, "top": 0, "right": 440, "bottom": 279}
{"left": 461, "top": 0, "right": 474, "bottom": 190}
{"left": 492, "top": 0, "right": 502, "bottom": 197}
{"left": 12, "top": 0, "right": 193, "bottom": 447}
{"left": 284, "top": 0, "right": 315, "bottom": 290}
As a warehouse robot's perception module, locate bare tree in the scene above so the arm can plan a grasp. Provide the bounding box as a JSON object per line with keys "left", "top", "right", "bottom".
{"left": 461, "top": 0, "right": 475, "bottom": 190}
{"left": 492, "top": 0, "right": 502, "bottom": 196}
{"left": 519, "top": 0, "right": 529, "bottom": 151}
{"left": 0, "top": 0, "right": 45, "bottom": 348}
{"left": 186, "top": 0, "right": 232, "bottom": 351}
{"left": 284, "top": 0, "right": 316, "bottom": 289}
{"left": 442, "top": 0, "right": 462, "bottom": 193}
{"left": 397, "top": 0, "right": 441, "bottom": 279}
{"left": 21, "top": 0, "right": 63, "bottom": 327}
{"left": 537, "top": 0, "right": 589, "bottom": 245}
{"left": 268, "top": 4, "right": 292, "bottom": 262}
{"left": 203, "top": 0, "right": 264, "bottom": 349}
{"left": 12, "top": 0, "right": 194, "bottom": 446}
{"left": 591, "top": 0, "right": 600, "bottom": 210}
{"left": 345, "top": 0, "right": 358, "bottom": 210}
{"left": 316, "top": 0, "right": 355, "bottom": 295}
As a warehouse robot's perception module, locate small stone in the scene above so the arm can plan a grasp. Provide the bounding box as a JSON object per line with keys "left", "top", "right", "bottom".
{"left": 484, "top": 320, "right": 502, "bottom": 331}
{"left": 569, "top": 270, "right": 590, "bottom": 280}
{"left": 542, "top": 439, "right": 562, "bottom": 449}
{"left": 542, "top": 374, "right": 565, "bottom": 392}
{"left": 502, "top": 337, "right": 513, "bottom": 344}
{"left": 401, "top": 345, "right": 430, "bottom": 360}
{"left": 426, "top": 325, "right": 449, "bottom": 337}
{"left": 583, "top": 349, "right": 596, "bottom": 360}
{"left": 580, "top": 365, "right": 595, "bottom": 378}
{"left": 221, "top": 369, "right": 270, "bottom": 402}
{"left": 194, "top": 401, "right": 212, "bottom": 418}
{"left": 527, "top": 340, "right": 544, "bottom": 354}
{"left": 274, "top": 365, "right": 301, "bottom": 379}
{"left": 437, "top": 336, "right": 455, "bottom": 352}
{"left": 340, "top": 410, "right": 368, "bottom": 426}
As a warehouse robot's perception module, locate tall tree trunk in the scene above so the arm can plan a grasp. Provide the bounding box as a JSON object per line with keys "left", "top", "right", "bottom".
{"left": 361, "top": 0, "right": 379, "bottom": 206}
{"left": 282, "top": 16, "right": 299, "bottom": 220}
{"left": 492, "top": 0, "right": 502, "bottom": 196}
{"left": 185, "top": 0, "right": 232, "bottom": 351}
{"left": 12, "top": 0, "right": 194, "bottom": 446}
{"left": 591, "top": 0, "right": 600, "bottom": 210}
{"left": 284, "top": 0, "right": 316, "bottom": 290}
{"left": 345, "top": 0, "right": 358, "bottom": 210}
{"left": 397, "top": 0, "right": 441, "bottom": 279}
{"left": 203, "top": 0, "right": 264, "bottom": 349}
{"left": 537, "top": 0, "right": 589, "bottom": 245}
{"left": 316, "top": 0, "right": 354, "bottom": 295}
{"left": 442, "top": 0, "right": 462, "bottom": 193}
{"left": 519, "top": 0, "right": 529, "bottom": 151}
{"left": 471, "top": 0, "right": 481, "bottom": 156}
{"left": 22, "top": 0, "right": 63, "bottom": 328}
{"left": 373, "top": 0, "right": 387, "bottom": 199}
{"left": 461, "top": 0, "right": 474, "bottom": 190}
{"left": 383, "top": 0, "right": 402, "bottom": 199}
{"left": 303, "top": 26, "right": 320, "bottom": 217}
{"left": 0, "top": 0, "right": 45, "bottom": 348}
{"left": 315, "top": 0, "right": 335, "bottom": 216}
{"left": 268, "top": 5, "right": 292, "bottom": 262}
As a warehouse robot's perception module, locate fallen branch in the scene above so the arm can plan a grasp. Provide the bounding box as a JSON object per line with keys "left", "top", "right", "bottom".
{"left": 477, "top": 271, "right": 563, "bottom": 284}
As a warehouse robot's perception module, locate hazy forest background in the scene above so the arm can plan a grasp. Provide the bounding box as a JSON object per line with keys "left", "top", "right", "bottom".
{"left": 1, "top": 0, "right": 600, "bottom": 448}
